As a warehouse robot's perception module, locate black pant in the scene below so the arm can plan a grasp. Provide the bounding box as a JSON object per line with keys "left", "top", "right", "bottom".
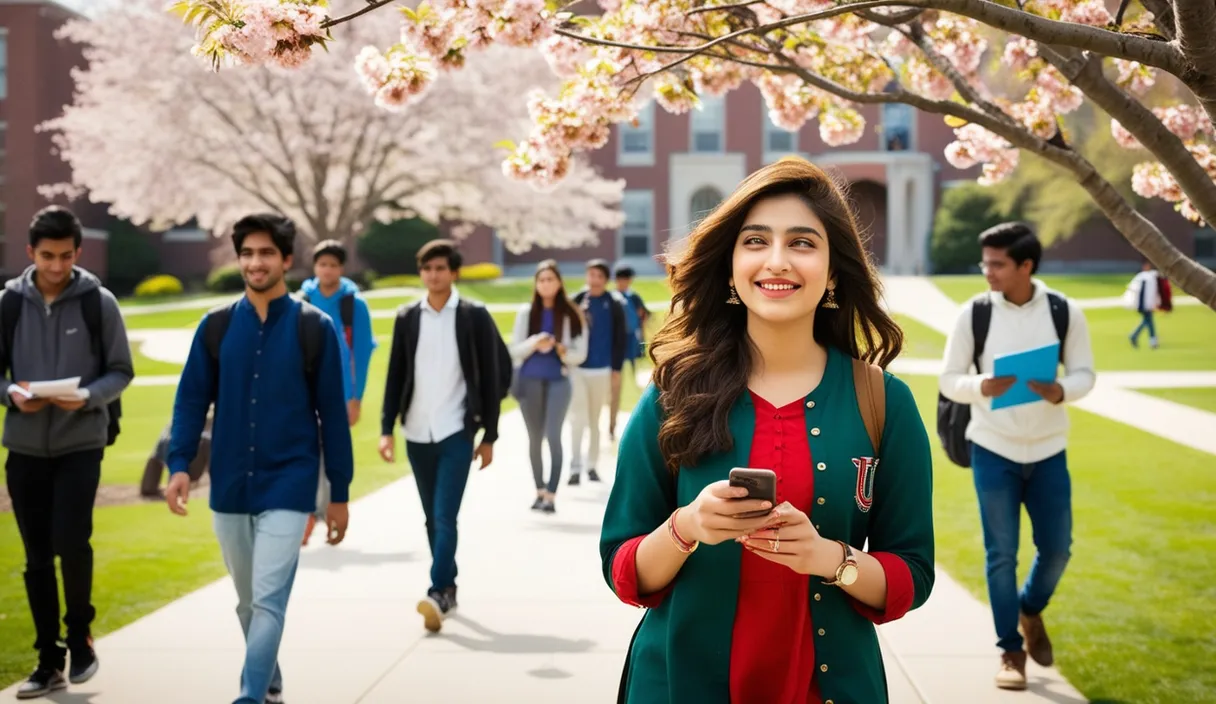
{"left": 6, "top": 449, "right": 103, "bottom": 667}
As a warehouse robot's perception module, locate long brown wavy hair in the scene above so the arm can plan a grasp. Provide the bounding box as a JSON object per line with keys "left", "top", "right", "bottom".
{"left": 650, "top": 157, "right": 904, "bottom": 472}
{"left": 528, "top": 259, "right": 583, "bottom": 338}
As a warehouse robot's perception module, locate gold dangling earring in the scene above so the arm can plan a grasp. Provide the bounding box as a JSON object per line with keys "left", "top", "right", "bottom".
{"left": 726, "top": 284, "right": 741, "bottom": 305}
{"left": 822, "top": 287, "right": 839, "bottom": 309}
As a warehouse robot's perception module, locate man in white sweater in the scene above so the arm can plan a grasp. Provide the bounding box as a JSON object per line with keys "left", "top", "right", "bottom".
{"left": 939, "top": 223, "right": 1096, "bottom": 691}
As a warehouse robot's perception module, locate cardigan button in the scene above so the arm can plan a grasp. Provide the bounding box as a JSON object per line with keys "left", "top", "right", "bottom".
{"left": 820, "top": 664, "right": 828, "bottom": 673}
{"left": 806, "top": 401, "right": 815, "bottom": 408}
{"left": 817, "top": 462, "right": 826, "bottom": 471}
{"left": 814, "top": 593, "right": 821, "bottom": 601}
{"left": 818, "top": 628, "right": 825, "bottom": 636}
{"left": 811, "top": 427, "right": 821, "bottom": 436}
{"left": 826, "top": 701, "right": 833, "bottom": 704}
{"left": 817, "top": 497, "right": 825, "bottom": 505}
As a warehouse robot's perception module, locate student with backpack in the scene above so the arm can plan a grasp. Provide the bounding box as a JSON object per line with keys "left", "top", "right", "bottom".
{"left": 1, "top": 206, "right": 134, "bottom": 699}
{"left": 568, "top": 259, "right": 627, "bottom": 485}
{"left": 297, "top": 239, "right": 377, "bottom": 545}
{"left": 938, "top": 222, "right": 1096, "bottom": 691}
{"left": 379, "top": 239, "right": 507, "bottom": 634}
{"left": 164, "top": 214, "right": 354, "bottom": 704}
{"left": 1124, "top": 259, "right": 1170, "bottom": 349}
{"left": 608, "top": 265, "right": 648, "bottom": 440}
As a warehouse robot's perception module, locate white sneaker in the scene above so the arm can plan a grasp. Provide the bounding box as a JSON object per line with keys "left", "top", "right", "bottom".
{"left": 995, "top": 651, "right": 1028, "bottom": 690}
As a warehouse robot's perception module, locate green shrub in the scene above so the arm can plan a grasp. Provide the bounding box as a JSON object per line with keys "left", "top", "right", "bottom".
{"left": 460, "top": 262, "right": 502, "bottom": 281}
{"left": 356, "top": 218, "right": 441, "bottom": 275}
{"left": 133, "top": 275, "right": 184, "bottom": 297}
{"left": 206, "top": 264, "right": 245, "bottom": 292}
{"left": 373, "top": 274, "right": 422, "bottom": 289}
{"left": 106, "top": 221, "right": 161, "bottom": 296}
{"left": 930, "top": 183, "right": 1018, "bottom": 274}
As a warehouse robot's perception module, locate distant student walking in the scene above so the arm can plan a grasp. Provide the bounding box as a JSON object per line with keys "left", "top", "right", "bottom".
{"left": 939, "top": 222, "right": 1095, "bottom": 691}
{"left": 165, "top": 214, "right": 354, "bottom": 704}
{"left": 298, "top": 239, "right": 377, "bottom": 544}
{"left": 1, "top": 206, "right": 134, "bottom": 699}
{"left": 608, "top": 265, "right": 648, "bottom": 440}
{"left": 1124, "top": 260, "right": 1171, "bottom": 349}
{"left": 568, "top": 259, "right": 627, "bottom": 485}
{"left": 380, "top": 240, "right": 503, "bottom": 634}
{"left": 509, "top": 260, "right": 587, "bottom": 513}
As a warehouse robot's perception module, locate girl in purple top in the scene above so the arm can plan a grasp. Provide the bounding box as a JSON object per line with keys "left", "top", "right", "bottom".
{"left": 509, "top": 260, "right": 587, "bottom": 513}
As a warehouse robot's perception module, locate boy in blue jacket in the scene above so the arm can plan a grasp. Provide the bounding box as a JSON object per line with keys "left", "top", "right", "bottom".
{"left": 298, "top": 239, "right": 376, "bottom": 544}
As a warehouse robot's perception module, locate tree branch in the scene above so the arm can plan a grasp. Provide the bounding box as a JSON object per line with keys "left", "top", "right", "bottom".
{"left": 1171, "top": 0, "right": 1216, "bottom": 125}
{"left": 1039, "top": 44, "right": 1216, "bottom": 230}
{"left": 321, "top": 0, "right": 397, "bottom": 29}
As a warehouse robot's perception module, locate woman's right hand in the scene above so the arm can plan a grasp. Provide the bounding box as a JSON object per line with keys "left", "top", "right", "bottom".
{"left": 678, "top": 480, "right": 776, "bottom": 546}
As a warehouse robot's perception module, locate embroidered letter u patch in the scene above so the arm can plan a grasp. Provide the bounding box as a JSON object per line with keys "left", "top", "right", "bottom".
{"left": 852, "top": 456, "right": 879, "bottom": 513}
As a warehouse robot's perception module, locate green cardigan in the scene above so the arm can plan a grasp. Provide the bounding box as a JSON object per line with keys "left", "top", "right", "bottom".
{"left": 600, "top": 346, "right": 935, "bottom": 704}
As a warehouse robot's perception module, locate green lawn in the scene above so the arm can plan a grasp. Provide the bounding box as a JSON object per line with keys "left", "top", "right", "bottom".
{"left": 1086, "top": 306, "right": 1216, "bottom": 371}
{"left": 903, "top": 374, "right": 1216, "bottom": 703}
{"left": 932, "top": 274, "right": 1136, "bottom": 303}
{"left": 1137, "top": 387, "right": 1216, "bottom": 414}
{"left": 893, "top": 313, "right": 945, "bottom": 359}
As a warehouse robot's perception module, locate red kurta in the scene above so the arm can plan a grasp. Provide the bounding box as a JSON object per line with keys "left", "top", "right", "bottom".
{"left": 610, "top": 394, "right": 917, "bottom": 703}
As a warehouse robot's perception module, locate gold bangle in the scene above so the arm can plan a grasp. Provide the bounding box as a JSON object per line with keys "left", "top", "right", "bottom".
{"left": 668, "top": 509, "right": 698, "bottom": 553}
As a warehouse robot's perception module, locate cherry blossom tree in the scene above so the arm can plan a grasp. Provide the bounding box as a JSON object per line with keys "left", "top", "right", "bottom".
{"left": 170, "top": 0, "right": 1216, "bottom": 307}
{"left": 40, "top": 0, "right": 625, "bottom": 254}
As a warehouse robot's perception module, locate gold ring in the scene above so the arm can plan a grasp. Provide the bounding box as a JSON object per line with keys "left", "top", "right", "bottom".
{"left": 770, "top": 538, "right": 780, "bottom": 553}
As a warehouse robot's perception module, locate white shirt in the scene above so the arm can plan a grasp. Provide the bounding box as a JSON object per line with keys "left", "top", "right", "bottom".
{"left": 403, "top": 289, "right": 468, "bottom": 444}
{"left": 939, "top": 280, "right": 1097, "bottom": 464}
{"left": 1130, "top": 270, "right": 1161, "bottom": 311}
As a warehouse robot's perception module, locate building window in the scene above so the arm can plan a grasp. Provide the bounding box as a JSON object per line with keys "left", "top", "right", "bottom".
{"left": 0, "top": 30, "right": 7, "bottom": 101}
{"left": 620, "top": 190, "right": 654, "bottom": 257}
{"left": 689, "top": 186, "right": 723, "bottom": 225}
{"left": 764, "top": 110, "right": 797, "bottom": 156}
{"left": 1196, "top": 227, "right": 1216, "bottom": 260}
{"left": 881, "top": 103, "right": 914, "bottom": 151}
{"left": 690, "top": 95, "right": 725, "bottom": 153}
{"left": 618, "top": 101, "right": 654, "bottom": 166}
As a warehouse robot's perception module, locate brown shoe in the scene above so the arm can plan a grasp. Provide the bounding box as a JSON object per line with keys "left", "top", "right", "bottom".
{"left": 1020, "top": 611, "right": 1054, "bottom": 666}
{"left": 995, "top": 651, "right": 1028, "bottom": 690}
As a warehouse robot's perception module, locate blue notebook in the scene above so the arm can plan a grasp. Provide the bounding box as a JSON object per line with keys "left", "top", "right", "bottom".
{"left": 991, "top": 341, "right": 1060, "bottom": 410}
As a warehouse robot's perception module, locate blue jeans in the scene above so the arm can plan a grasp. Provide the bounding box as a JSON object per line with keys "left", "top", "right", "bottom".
{"left": 971, "top": 443, "right": 1073, "bottom": 653}
{"left": 406, "top": 431, "right": 474, "bottom": 592}
{"left": 213, "top": 510, "right": 309, "bottom": 704}
{"left": 1131, "top": 311, "right": 1156, "bottom": 343}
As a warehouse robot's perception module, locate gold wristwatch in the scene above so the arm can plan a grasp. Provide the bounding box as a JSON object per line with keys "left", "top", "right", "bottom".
{"left": 823, "top": 540, "right": 859, "bottom": 587}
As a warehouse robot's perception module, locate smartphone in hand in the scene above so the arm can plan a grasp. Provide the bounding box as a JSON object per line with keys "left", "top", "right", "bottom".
{"left": 728, "top": 468, "right": 777, "bottom": 519}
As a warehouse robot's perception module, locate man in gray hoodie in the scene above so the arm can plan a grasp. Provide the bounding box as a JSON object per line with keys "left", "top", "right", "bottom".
{"left": 0, "top": 206, "right": 134, "bottom": 699}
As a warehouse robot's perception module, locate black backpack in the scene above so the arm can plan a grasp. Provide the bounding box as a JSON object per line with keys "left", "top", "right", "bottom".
{"left": 0, "top": 288, "right": 123, "bottom": 446}
{"left": 300, "top": 291, "right": 355, "bottom": 350}
{"left": 936, "top": 293, "right": 1069, "bottom": 468}
{"left": 201, "top": 300, "right": 327, "bottom": 405}
{"left": 457, "top": 299, "right": 512, "bottom": 402}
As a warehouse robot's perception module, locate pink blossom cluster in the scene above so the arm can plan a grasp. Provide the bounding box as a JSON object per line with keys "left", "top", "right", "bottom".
{"left": 818, "top": 107, "right": 866, "bottom": 147}
{"left": 905, "top": 58, "right": 955, "bottom": 101}
{"left": 1115, "top": 105, "right": 1215, "bottom": 221}
{"left": 1114, "top": 59, "right": 1157, "bottom": 96}
{"left": 756, "top": 72, "right": 823, "bottom": 132}
{"left": 1032, "top": 0, "right": 1112, "bottom": 26}
{"left": 945, "top": 124, "right": 1019, "bottom": 185}
{"left": 1112, "top": 105, "right": 1215, "bottom": 150}
{"left": 1002, "top": 37, "right": 1037, "bottom": 72}
{"left": 353, "top": 46, "right": 437, "bottom": 111}
{"left": 925, "top": 15, "right": 987, "bottom": 76}
{"left": 539, "top": 34, "right": 589, "bottom": 78}
{"left": 200, "top": 0, "right": 327, "bottom": 69}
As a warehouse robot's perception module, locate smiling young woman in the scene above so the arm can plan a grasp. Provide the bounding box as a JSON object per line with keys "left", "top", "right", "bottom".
{"left": 600, "top": 157, "right": 935, "bottom": 704}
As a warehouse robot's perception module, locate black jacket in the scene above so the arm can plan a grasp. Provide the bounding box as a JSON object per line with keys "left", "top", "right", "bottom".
{"left": 380, "top": 297, "right": 501, "bottom": 444}
{"left": 572, "top": 289, "right": 628, "bottom": 372}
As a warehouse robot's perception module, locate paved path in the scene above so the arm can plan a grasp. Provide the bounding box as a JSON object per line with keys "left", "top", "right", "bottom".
{"left": 0, "top": 410, "right": 1084, "bottom": 703}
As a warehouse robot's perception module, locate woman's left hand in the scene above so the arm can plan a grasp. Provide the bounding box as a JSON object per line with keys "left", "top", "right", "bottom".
{"left": 738, "top": 502, "right": 834, "bottom": 577}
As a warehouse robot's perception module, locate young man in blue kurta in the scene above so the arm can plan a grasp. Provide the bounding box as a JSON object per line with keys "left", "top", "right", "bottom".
{"left": 298, "top": 239, "right": 376, "bottom": 544}
{"left": 164, "top": 214, "right": 354, "bottom": 704}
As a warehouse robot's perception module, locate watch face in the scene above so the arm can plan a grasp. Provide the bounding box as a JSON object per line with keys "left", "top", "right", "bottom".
{"left": 840, "top": 564, "right": 860, "bottom": 586}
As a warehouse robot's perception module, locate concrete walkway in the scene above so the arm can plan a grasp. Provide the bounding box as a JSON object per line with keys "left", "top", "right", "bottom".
{"left": 0, "top": 410, "right": 1084, "bottom": 703}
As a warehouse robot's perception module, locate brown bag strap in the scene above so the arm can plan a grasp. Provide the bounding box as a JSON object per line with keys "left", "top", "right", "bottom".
{"left": 851, "top": 357, "right": 886, "bottom": 456}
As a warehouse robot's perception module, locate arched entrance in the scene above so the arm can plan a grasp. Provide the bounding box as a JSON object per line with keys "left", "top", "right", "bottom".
{"left": 689, "top": 186, "right": 724, "bottom": 227}
{"left": 848, "top": 180, "right": 888, "bottom": 266}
